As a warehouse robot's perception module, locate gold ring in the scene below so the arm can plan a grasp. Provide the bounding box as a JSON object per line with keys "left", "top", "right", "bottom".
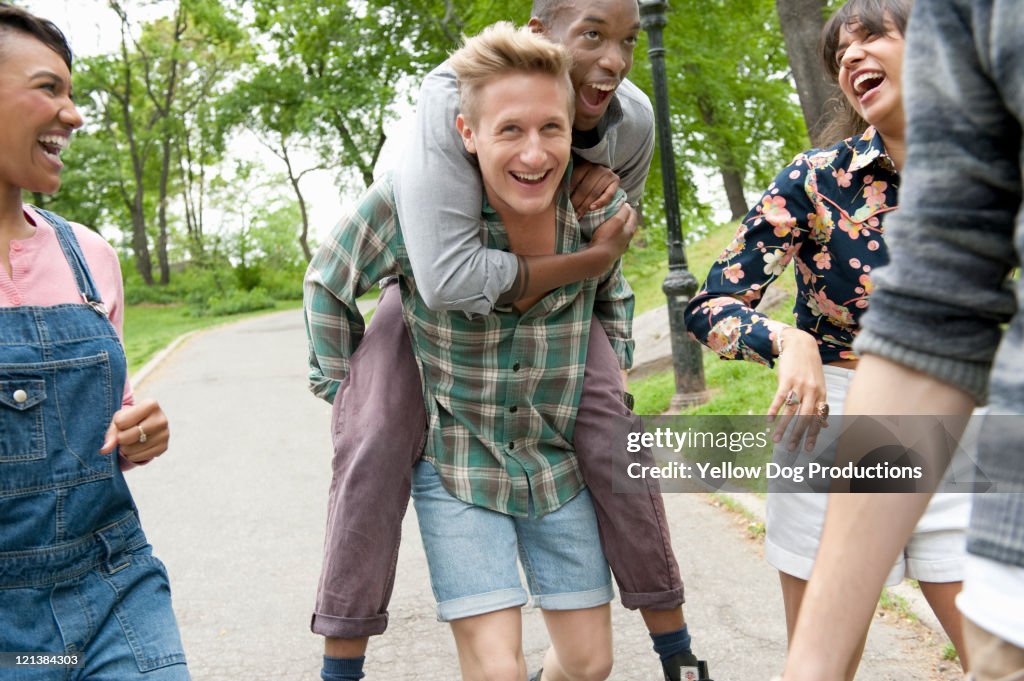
{"left": 784, "top": 390, "right": 798, "bottom": 406}
{"left": 137, "top": 424, "right": 148, "bottom": 444}
{"left": 816, "top": 402, "right": 830, "bottom": 424}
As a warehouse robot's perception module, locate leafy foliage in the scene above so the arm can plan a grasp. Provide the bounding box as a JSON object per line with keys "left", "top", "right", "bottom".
{"left": 631, "top": 0, "right": 807, "bottom": 245}
{"left": 248, "top": 0, "right": 463, "bottom": 191}
{"left": 45, "top": 0, "right": 248, "bottom": 285}
{"left": 25, "top": 0, "right": 821, "bottom": 305}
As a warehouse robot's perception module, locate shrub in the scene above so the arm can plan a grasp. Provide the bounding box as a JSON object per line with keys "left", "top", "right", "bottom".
{"left": 257, "top": 265, "right": 305, "bottom": 301}
{"left": 189, "top": 287, "right": 277, "bottom": 317}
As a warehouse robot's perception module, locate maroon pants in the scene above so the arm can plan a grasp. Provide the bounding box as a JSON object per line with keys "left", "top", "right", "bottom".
{"left": 311, "top": 285, "right": 684, "bottom": 638}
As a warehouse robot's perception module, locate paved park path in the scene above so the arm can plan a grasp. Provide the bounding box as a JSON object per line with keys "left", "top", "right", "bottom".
{"left": 126, "top": 309, "right": 962, "bottom": 680}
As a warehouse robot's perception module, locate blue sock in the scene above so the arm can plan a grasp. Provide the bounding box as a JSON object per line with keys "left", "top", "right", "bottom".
{"left": 321, "top": 655, "right": 366, "bottom": 681}
{"left": 650, "top": 625, "right": 692, "bottom": 662}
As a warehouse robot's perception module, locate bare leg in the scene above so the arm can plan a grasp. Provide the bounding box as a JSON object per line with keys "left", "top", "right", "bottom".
{"left": 920, "top": 580, "right": 968, "bottom": 670}
{"left": 641, "top": 608, "right": 685, "bottom": 635}
{"left": 541, "top": 605, "right": 614, "bottom": 681}
{"left": 324, "top": 637, "right": 368, "bottom": 658}
{"left": 779, "top": 571, "right": 808, "bottom": 644}
{"left": 449, "top": 608, "right": 527, "bottom": 681}
{"left": 780, "top": 571, "right": 871, "bottom": 680}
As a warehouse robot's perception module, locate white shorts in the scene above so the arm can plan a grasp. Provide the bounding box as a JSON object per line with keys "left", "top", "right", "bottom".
{"left": 764, "top": 365, "right": 970, "bottom": 585}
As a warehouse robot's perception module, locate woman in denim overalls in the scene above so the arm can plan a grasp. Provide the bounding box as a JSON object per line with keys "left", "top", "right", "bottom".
{"left": 0, "top": 5, "right": 189, "bottom": 678}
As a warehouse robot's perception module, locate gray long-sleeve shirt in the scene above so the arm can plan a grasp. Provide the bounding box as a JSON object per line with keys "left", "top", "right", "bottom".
{"left": 853, "top": 0, "right": 1024, "bottom": 569}
{"left": 393, "top": 62, "right": 654, "bottom": 314}
{"left": 853, "top": 0, "right": 1022, "bottom": 404}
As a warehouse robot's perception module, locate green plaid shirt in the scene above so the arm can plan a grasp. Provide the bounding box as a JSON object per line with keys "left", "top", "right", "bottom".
{"left": 304, "top": 172, "right": 634, "bottom": 517}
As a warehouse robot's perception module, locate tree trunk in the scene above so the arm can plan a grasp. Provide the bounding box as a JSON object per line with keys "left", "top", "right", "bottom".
{"left": 279, "top": 141, "right": 313, "bottom": 262}
{"left": 721, "top": 169, "right": 747, "bottom": 221}
{"left": 31, "top": 192, "right": 51, "bottom": 211}
{"left": 112, "top": 2, "right": 154, "bottom": 285}
{"left": 131, "top": 190, "right": 153, "bottom": 285}
{"left": 153, "top": 5, "right": 185, "bottom": 286}
{"left": 156, "top": 132, "right": 174, "bottom": 284}
{"left": 157, "top": 189, "right": 171, "bottom": 285}
{"left": 695, "top": 91, "right": 748, "bottom": 221}
{"left": 776, "top": 0, "right": 839, "bottom": 146}
{"left": 180, "top": 128, "right": 205, "bottom": 260}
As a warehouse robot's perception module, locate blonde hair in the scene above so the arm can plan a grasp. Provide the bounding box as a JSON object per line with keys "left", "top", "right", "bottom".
{"left": 449, "top": 21, "right": 574, "bottom": 125}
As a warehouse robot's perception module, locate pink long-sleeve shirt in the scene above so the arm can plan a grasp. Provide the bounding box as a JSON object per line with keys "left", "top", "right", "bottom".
{"left": 1, "top": 205, "right": 133, "bottom": 407}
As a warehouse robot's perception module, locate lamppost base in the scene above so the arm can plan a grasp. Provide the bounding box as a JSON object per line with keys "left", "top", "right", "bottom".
{"left": 667, "top": 389, "right": 715, "bottom": 413}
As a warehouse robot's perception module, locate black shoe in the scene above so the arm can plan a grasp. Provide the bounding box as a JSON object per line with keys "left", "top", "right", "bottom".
{"left": 662, "top": 652, "right": 713, "bottom": 681}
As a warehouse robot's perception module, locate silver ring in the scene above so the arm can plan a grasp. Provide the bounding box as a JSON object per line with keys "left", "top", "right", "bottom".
{"left": 784, "top": 390, "right": 798, "bottom": 406}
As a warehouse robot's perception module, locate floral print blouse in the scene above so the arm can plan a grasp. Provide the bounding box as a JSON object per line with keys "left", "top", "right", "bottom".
{"left": 684, "top": 127, "right": 899, "bottom": 366}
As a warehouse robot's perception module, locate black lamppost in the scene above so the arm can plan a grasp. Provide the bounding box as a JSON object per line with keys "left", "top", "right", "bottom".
{"left": 639, "top": 0, "right": 710, "bottom": 409}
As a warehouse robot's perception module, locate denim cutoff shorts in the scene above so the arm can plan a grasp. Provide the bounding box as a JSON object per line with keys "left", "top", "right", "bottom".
{"left": 411, "top": 460, "right": 614, "bottom": 622}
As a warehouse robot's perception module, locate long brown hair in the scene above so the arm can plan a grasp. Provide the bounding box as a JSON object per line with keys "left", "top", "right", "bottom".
{"left": 816, "top": 0, "right": 912, "bottom": 147}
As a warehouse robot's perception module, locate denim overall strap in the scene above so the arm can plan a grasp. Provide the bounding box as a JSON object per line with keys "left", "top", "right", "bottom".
{"left": 0, "top": 209, "right": 131, "bottom": 565}
{"left": 32, "top": 206, "right": 108, "bottom": 315}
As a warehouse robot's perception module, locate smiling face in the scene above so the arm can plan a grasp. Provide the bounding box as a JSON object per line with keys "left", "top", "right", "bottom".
{"left": 535, "top": 0, "right": 640, "bottom": 131}
{"left": 0, "top": 30, "right": 82, "bottom": 198}
{"left": 457, "top": 71, "right": 572, "bottom": 222}
{"left": 834, "top": 15, "right": 906, "bottom": 139}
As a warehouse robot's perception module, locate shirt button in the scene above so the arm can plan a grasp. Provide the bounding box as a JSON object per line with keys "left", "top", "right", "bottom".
{"left": 509, "top": 406, "right": 518, "bottom": 414}
{"left": 512, "top": 362, "right": 521, "bottom": 372}
{"left": 13, "top": 389, "right": 28, "bottom": 403}
{"left": 11, "top": 295, "right": 22, "bottom": 305}
{"left": 508, "top": 441, "right": 515, "bottom": 450}
{"left": 10, "top": 242, "right": 22, "bottom": 252}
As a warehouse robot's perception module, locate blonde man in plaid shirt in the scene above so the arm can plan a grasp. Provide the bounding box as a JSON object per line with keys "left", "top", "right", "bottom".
{"left": 305, "top": 23, "right": 635, "bottom": 681}
{"left": 306, "top": 4, "right": 708, "bottom": 681}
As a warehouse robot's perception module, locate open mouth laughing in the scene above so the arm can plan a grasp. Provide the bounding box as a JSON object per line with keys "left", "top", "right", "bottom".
{"left": 853, "top": 71, "right": 885, "bottom": 98}
{"left": 580, "top": 82, "right": 617, "bottom": 110}
{"left": 38, "top": 133, "right": 69, "bottom": 164}
{"left": 510, "top": 169, "right": 553, "bottom": 186}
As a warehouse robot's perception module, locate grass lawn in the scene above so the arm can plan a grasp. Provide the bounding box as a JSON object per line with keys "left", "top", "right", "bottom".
{"left": 624, "top": 219, "right": 796, "bottom": 418}
{"left": 123, "top": 300, "right": 302, "bottom": 377}
{"left": 622, "top": 217, "right": 806, "bottom": 492}
{"left": 623, "top": 219, "right": 756, "bottom": 316}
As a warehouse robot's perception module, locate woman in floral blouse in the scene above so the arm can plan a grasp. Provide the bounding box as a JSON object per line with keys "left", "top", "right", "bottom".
{"left": 685, "top": 0, "right": 969, "bottom": 670}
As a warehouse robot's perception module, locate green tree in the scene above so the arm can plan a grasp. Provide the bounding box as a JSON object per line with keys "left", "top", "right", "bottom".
{"left": 64, "top": 0, "right": 245, "bottom": 285}
{"left": 224, "top": 62, "right": 323, "bottom": 262}
{"left": 632, "top": 0, "right": 806, "bottom": 235}
{"left": 250, "top": 0, "right": 472, "bottom": 194}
